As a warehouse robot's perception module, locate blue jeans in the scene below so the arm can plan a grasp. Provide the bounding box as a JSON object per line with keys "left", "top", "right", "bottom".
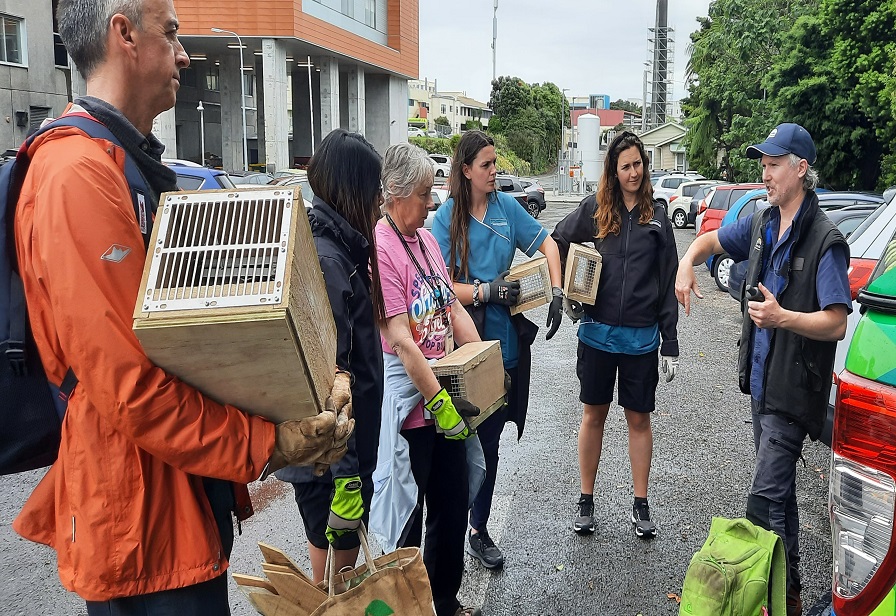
{"left": 747, "top": 398, "right": 806, "bottom": 594}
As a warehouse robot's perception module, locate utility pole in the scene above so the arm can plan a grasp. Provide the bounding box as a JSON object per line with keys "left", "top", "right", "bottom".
{"left": 492, "top": 0, "right": 498, "bottom": 83}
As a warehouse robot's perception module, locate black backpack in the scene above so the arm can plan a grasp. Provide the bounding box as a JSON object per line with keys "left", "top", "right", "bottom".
{"left": 0, "top": 113, "right": 152, "bottom": 474}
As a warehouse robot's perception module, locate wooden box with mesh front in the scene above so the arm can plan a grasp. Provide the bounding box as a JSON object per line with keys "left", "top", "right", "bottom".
{"left": 564, "top": 243, "right": 602, "bottom": 305}
{"left": 505, "top": 256, "right": 551, "bottom": 316}
{"left": 431, "top": 340, "right": 505, "bottom": 429}
{"left": 132, "top": 187, "right": 336, "bottom": 424}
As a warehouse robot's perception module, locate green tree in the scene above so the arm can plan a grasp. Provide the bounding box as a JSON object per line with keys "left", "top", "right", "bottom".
{"left": 434, "top": 116, "right": 450, "bottom": 127}
{"left": 683, "top": 0, "right": 816, "bottom": 181}
{"left": 610, "top": 99, "right": 642, "bottom": 115}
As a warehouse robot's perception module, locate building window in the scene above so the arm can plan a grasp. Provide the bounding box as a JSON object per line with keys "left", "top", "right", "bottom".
{"left": 341, "top": 0, "right": 354, "bottom": 19}
{"left": 441, "top": 104, "right": 446, "bottom": 114}
{"left": 365, "top": 0, "right": 376, "bottom": 27}
{"left": 1, "top": 15, "right": 25, "bottom": 65}
{"left": 53, "top": 32, "right": 67, "bottom": 67}
{"left": 206, "top": 66, "right": 219, "bottom": 92}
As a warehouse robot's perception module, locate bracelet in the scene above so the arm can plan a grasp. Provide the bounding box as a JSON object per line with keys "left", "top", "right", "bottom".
{"left": 472, "top": 279, "right": 481, "bottom": 307}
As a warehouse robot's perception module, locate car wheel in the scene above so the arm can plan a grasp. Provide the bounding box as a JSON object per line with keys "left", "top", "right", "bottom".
{"left": 713, "top": 254, "right": 734, "bottom": 291}
{"left": 527, "top": 200, "right": 540, "bottom": 219}
{"left": 436, "top": 169, "right": 444, "bottom": 177}
{"left": 672, "top": 209, "right": 688, "bottom": 229}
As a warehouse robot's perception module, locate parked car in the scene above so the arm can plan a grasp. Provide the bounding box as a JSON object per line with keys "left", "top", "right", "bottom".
{"left": 694, "top": 186, "right": 719, "bottom": 232}
{"left": 705, "top": 188, "right": 769, "bottom": 291}
{"left": 267, "top": 172, "right": 314, "bottom": 208}
{"left": 272, "top": 169, "right": 305, "bottom": 179}
{"left": 697, "top": 183, "right": 765, "bottom": 237}
{"left": 424, "top": 187, "right": 450, "bottom": 229}
{"left": 163, "top": 160, "right": 236, "bottom": 191}
{"left": 668, "top": 180, "right": 721, "bottom": 228}
{"left": 230, "top": 171, "right": 275, "bottom": 186}
{"left": 689, "top": 183, "right": 723, "bottom": 228}
{"left": 495, "top": 175, "right": 529, "bottom": 211}
{"left": 815, "top": 191, "right": 884, "bottom": 211}
{"left": 827, "top": 217, "right": 896, "bottom": 615}
{"left": 429, "top": 154, "right": 452, "bottom": 178}
{"left": 651, "top": 173, "right": 703, "bottom": 206}
{"left": 518, "top": 177, "right": 547, "bottom": 219}
{"left": 408, "top": 127, "right": 426, "bottom": 138}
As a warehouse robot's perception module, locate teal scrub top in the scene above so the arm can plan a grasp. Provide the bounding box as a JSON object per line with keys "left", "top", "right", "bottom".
{"left": 432, "top": 190, "right": 548, "bottom": 368}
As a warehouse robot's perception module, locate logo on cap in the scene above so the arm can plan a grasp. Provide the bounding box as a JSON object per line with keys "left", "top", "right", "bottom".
{"left": 768, "top": 128, "right": 777, "bottom": 139}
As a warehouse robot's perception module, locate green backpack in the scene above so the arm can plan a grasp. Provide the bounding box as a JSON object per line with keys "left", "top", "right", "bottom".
{"left": 679, "top": 517, "right": 787, "bottom": 616}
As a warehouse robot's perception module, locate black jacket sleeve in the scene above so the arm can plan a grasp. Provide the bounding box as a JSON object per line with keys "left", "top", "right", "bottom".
{"left": 655, "top": 205, "right": 680, "bottom": 357}
{"left": 551, "top": 194, "right": 599, "bottom": 265}
{"left": 318, "top": 254, "right": 359, "bottom": 479}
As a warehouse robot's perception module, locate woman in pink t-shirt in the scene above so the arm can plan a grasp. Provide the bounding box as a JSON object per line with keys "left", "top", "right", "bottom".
{"left": 373, "top": 142, "right": 483, "bottom": 616}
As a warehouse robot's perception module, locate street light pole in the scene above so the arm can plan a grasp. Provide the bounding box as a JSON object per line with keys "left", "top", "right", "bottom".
{"left": 559, "top": 88, "right": 569, "bottom": 195}
{"left": 211, "top": 27, "right": 248, "bottom": 171}
{"left": 197, "top": 101, "right": 205, "bottom": 166}
{"left": 491, "top": 0, "right": 498, "bottom": 83}
{"left": 307, "top": 55, "right": 315, "bottom": 155}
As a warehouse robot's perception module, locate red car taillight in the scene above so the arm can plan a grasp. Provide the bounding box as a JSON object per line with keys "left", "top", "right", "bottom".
{"left": 670, "top": 195, "right": 678, "bottom": 202}
{"left": 847, "top": 258, "right": 878, "bottom": 301}
{"left": 831, "top": 370, "right": 896, "bottom": 615}
{"left": 697, "top": 199, "right": 708, "bottom": 214}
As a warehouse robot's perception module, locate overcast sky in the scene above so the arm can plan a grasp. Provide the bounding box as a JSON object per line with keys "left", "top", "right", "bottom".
{"left": 419, "top": 0, "right": 712, "bottom": 105}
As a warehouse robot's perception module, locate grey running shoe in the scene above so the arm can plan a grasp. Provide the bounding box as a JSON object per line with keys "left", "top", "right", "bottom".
{"left": 467, "top": 529, "right": 504, "bottom": 569}
{"left": 631, "top": 500, "right": 657, "bottom": 538}
{"left": 574, "top": 496, "right": 596, "bottom": 535}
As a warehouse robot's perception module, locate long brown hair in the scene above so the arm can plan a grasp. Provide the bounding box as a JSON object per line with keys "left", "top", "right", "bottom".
{"left": 447, "top": 130, "right": 495, "bottom": 282}
{"left": 308, "top": 129, "right": 386, "bottom": 322}
{"left": 594, "top": 131, "right": 654, "bottom": 239}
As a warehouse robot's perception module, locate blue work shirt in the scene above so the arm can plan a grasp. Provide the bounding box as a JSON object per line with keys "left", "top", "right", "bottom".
{"left": 432, "top": 191, "right": 549, "bottom": 368}
{"left": 718, "top": 205, "right": 851, "bottom": 402}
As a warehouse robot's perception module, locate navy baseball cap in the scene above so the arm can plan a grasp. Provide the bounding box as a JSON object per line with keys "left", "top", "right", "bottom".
{"left": 746, "top": 123, "right": 816, "bottom": 165}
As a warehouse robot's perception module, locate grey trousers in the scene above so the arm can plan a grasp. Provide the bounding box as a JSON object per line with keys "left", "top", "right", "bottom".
{"left": 747, "top": 397, "right": 807, "bottom": 593}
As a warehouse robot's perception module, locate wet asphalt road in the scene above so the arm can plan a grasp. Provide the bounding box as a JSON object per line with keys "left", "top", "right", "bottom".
{"left": 0, "top": 185, "right": 833, "bottom": 615}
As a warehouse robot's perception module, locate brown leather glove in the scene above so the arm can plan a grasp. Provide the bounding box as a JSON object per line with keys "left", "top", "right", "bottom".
{"left": 331, "top": 370, "right": 353, "bottom": 419}
{"left": 261, "top": 406, "right": 355, "bottom": 480}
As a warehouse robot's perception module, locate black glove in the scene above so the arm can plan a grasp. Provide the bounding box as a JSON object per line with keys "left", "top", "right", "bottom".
{"left": 483, "top": 270, "right": 521, "bottom": 307}
{"left": 503, "top": 370, "right": 512, "bottom": 394}
{"left": 454, "top": 396, "right": 481, "bottom": 419}
{"left": 545, "top": 288, "right": 563, "bottom": 340}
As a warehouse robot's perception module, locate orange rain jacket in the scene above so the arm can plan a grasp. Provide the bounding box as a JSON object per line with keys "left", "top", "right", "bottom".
{"left": 12, "top": 113, "right": 276, "bottom": 601}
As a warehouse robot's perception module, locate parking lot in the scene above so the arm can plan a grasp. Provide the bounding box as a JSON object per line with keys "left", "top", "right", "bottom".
{"left": 0, "top": 190, "right": 834, "bottom": 615}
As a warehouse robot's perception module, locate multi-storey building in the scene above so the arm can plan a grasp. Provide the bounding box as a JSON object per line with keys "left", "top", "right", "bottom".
{"left": 1, "top": 1, "right": 419, "bottom": 171}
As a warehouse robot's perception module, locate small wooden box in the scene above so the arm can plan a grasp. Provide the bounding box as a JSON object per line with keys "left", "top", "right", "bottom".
{"left": 505, "top": 256, "right": 551, "bottom": 315}
{"left": 431, "top": 340, "right": 505, "bottom": 429}
{"left": 564, "top": 243, "right": 602, "bottom": 305}
{"left": 133, "top": 187, "right": 336, "bottom": 424}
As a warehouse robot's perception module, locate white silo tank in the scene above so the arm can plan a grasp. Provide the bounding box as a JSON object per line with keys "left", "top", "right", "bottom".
{"left": 578, "top": 113, "right": 601, "bottom": 183}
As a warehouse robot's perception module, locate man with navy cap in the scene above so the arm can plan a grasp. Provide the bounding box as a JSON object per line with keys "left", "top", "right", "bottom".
{"left": 674, "top": 123, "right": 851, "bottom": 615}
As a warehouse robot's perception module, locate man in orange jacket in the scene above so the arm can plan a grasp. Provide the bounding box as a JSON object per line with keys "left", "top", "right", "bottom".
{"left": 13, "top": 1, "right": 353, "bottom": 613}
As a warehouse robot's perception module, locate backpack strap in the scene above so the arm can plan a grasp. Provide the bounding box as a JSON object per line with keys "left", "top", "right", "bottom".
{"left": 5, "top": 113, "right": 153, "bottom": 397}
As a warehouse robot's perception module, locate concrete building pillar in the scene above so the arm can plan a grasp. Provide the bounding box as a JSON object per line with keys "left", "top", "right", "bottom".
{"left": 292, "top": 65, "right": 312, "bottom": 159}
{"left": 364, "top": 74, "right": 389, "bottom": 155}
{"left": 219, "top": 53, "right": 245, "bottom": 172}
{"left": 151, "top": 107, "right": 177, "bottom": 157}
{"left": 388, "top": 76, "right": 408, "bottom": 146}
{"left": 259, "top": 38, "right": 289, "bottom": 173}
{"left": 346, "top": 65, "right": 366, "bottom": 135}
{"left": 318, "top": 56, "right": 340, "bottom": 139}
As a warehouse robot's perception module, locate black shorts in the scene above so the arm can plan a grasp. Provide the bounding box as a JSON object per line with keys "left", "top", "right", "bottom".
{"left": 292, "top": 476, "right": 373, "bottom": 551}
{"left": 576, "top": 341, "right": 659, "bottom": 413}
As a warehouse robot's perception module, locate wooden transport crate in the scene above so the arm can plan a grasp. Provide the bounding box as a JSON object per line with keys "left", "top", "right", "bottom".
{"left": 505, "top": 255, "right": 551, "bottom": 315}
{"left": 564, "top": 243, "right": 602, "bottom": 305}
{"left": 133, "top": 187, "right": 336, "bottom": 424}
{"left": 431, "top": 340, "right": 505, "bottom": 429}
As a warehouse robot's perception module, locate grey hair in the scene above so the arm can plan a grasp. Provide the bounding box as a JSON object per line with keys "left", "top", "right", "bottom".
{"left": 381, "top": 142, "right": 435, "bottom": 208}
{"left": 787, "top": 153, "right": 819, "bottom": 191}
{"left": 57, "top": 0, "right": 144, "bottom": 79}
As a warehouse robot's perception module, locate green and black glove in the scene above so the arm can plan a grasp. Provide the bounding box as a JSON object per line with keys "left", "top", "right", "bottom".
{"left": 424, "top": 388, "right": 480, "bottom": 440}
{"left": 326, "top": 475, "right": 364, "bottom": 544}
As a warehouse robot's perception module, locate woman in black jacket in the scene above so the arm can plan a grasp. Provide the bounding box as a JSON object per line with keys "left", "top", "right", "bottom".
{"left": 276, "top": 129, "right": 385, "bottom": 581}
{"left": 551, "top": 131, "right": 679, "bottom": 539}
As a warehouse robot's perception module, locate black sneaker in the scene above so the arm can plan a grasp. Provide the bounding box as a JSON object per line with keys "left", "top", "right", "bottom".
{"left": 631, "top": 500, "right": 656, "bottom": 538}
{"left": 574, "top": 496, "right": 596, "bottom": 535}
{"left": 467, "top": 529, "right": 504, "bottom": 569}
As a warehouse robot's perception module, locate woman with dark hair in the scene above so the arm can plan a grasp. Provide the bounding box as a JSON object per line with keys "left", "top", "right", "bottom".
{"left": 431, "top": 130, "right": 563, "bottom": 570}
{"left": 551, "top": 131, "right": 680, "bottom": 539}
{"left": 276, "top": 128, "right": 385, "bottom": 581}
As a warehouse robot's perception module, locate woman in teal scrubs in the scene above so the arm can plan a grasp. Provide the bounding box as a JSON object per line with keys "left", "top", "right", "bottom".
{"left": 432, "top": 130, "right": 563, "bottom": 570}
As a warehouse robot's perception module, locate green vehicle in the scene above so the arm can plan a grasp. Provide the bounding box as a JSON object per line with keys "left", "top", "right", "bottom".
{"left": 829, "top": 224, "right": 896, "bottom": 615}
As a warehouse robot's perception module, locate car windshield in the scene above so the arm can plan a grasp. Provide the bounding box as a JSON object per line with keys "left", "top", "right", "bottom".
{"left": 176, "top": 174, "right": 204, "bottom": 191}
